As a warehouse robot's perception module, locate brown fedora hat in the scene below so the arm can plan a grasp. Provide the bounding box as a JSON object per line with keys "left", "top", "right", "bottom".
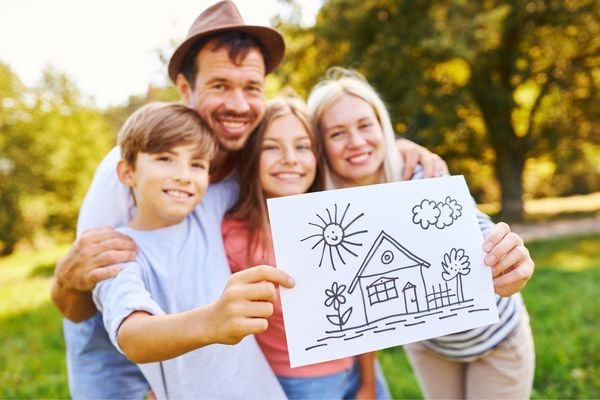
{"left": 168, "top": 0, "right": 285, "bottom": 83}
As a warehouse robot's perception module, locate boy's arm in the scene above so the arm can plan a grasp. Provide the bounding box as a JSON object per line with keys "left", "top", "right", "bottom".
{"left": 396, "top": 138, "right": 448, "bottom": 179}
{"left": 117, "top": 265, "right": 294, "bottom": 363}
{"left": 51, "top": 228, "right": 137, "bottom": 321}
{"left": 354, "top": 352, "right": 377, "bottom": 400}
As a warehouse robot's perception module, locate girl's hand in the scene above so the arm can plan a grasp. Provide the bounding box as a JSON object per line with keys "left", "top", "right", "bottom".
{"left": 483, "top": 222, "right": 534, "bottom": 297}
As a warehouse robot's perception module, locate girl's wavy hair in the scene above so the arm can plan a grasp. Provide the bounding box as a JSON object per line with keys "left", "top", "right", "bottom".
{"left": 307, "top": 67, "right": 403, "bottom": 188}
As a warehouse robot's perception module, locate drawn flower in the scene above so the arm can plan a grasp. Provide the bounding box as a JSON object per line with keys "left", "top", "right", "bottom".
{"left": 324, "top": 281, "right": 353, "bottom": 330}
{"left": 324, "top": 282, "right": 347, "bottom": 311}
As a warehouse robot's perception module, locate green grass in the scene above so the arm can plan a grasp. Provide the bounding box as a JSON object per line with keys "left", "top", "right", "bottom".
{"left": 1, "top": 237, "right": 599, "bottom": 398}
{"left": 0, "top": 245, "right": 69, "bottom": 398}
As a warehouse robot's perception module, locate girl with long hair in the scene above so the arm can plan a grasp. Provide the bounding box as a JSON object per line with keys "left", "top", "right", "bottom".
{"left": 222, "top": 96, "right": 391, "bottom": 399}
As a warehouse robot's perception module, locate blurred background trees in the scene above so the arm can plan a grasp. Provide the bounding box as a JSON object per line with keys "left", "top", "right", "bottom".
{"left": 276, "top": 0, "right": 600, "bottom": 218}
{"left": 0, "top": 63, "right": 114, "bottom": 255}
{"left": 1, "top": 0, "right": 599, "bottom": 255}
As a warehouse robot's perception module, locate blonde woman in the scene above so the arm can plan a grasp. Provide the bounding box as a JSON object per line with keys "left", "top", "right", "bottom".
{"left": 307, "top": 68, "right": 535, "bottom": 399}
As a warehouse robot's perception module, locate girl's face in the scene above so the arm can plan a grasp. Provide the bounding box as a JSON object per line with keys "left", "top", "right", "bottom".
{"left": 259, "top": 114, "right": 317, "bottom": 198}
{"left": 319, "top": 94, "right": 386, "bottom": 187}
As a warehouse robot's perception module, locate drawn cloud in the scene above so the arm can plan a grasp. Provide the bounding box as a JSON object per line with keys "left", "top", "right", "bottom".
{"left": 412, "top": 196, "right": 463, "bottom": 230}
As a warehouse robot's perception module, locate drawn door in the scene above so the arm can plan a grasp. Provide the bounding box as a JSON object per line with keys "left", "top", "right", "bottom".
{"left": 402, "top": 282, "right": 419, "bottom": 314}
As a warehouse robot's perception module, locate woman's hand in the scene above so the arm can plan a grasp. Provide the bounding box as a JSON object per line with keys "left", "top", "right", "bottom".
{"left": 483, "top": 222, "right": 535, "bottom": 296}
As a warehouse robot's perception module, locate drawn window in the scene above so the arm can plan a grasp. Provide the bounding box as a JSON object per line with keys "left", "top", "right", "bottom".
{"left": 367, "top": 277, "right": 398, "bottom": 305}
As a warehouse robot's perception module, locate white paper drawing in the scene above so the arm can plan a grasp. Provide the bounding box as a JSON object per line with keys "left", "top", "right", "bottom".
{"left": 267, "top": 176, "right": 500, "bottom": 368}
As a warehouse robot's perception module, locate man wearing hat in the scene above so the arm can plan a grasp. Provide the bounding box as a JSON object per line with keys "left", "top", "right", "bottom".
{"left": 51, "top": 1, "right": 444, "bottom": 398}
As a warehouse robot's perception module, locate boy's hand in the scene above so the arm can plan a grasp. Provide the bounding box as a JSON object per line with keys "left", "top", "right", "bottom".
{"left": 208, "top": 265, "right": 294, "bottom": 345}
{"left": 55, "top": 227, "right": 137, "bottom": 292}
{"left": 483, "top": 222, "right": 534, "bottom": 297}
{"left": 396, "top": 137, "right": 448, "bottom": 179}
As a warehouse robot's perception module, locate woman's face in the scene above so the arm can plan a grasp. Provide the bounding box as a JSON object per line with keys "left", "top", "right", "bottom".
{"left": 319, "top": 94, "right": 386, "bottom": 187}
{"left": 259, "top": 113, "right": 317, "bottom": 198}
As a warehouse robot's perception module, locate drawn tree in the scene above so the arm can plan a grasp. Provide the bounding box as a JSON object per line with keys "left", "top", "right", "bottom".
{"left": 324, "top": 282, "right": 353, "bottom": 331}
{"left": 441, "top": 248, "right": 471, "bottom": 303}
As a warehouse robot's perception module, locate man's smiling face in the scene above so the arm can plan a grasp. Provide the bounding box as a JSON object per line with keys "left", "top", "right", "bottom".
{"left": 186, "top": 40, "right": 266, "bottom": 152}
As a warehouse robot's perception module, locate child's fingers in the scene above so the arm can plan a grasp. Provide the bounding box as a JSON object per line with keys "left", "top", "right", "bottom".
{"left": 242, "top": 300, "right": 274, "bottom": 320}
{"left": 241, "top": 281, "right": 278, "bottom": 303}
{"left": 235, "top": 265, "right": 295, "bottom": 288}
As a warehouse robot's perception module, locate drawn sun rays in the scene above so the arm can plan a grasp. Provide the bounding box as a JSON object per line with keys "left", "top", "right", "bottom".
{"left": 301, "top": 203, "right": 367, "bottom": 270}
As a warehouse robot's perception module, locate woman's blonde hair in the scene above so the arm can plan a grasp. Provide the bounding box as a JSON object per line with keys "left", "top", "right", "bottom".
{"left": 307, "top": 67, "right": 403, "bottom": 189}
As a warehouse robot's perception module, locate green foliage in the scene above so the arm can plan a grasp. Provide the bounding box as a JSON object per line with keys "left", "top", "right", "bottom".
{"left": 277, "top": 0, "right": 600, "bottom": 217}
{"left": 0, "top": 63, "right": 114, "bottom": 253}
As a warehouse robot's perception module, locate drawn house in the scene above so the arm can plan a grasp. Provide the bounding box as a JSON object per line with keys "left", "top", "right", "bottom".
{"left": 348, "top": 231, "right": 431, "bottom": 324}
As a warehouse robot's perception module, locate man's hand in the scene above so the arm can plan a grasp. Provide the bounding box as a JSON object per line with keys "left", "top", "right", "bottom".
{"left": 206, "top": 265, "right": 294, "bottom": 345}
{"left": 483, "top": 222, "right": 535, "bottom": 297}
{"left": 396, "top": 137, "right": 448, "bottom": 179}
{"left": 51, "top": 227, "right": 137, "bottom": 321}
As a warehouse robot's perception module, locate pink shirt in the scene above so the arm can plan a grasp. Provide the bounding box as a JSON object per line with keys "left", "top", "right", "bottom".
{"left": 222, "top": 218, "right": 354, "bottom": 378}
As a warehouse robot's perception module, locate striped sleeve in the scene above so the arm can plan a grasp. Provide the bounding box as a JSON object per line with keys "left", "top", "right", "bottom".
{"left": 408, "top": 169, "right": 522, "bottom": 361}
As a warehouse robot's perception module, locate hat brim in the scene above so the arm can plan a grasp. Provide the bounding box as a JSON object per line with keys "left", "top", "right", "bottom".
{"left": 168, "top": 25, "right": 285, "bottom": 83}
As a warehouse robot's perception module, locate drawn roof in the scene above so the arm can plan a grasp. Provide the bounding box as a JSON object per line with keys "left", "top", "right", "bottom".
{"left": 348, "top": 230, "right": 430, "bottom": 294}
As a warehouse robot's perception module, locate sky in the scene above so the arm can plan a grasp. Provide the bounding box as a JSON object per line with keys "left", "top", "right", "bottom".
{"left": 0, "top": 0, "right": 322, "bottom": 107}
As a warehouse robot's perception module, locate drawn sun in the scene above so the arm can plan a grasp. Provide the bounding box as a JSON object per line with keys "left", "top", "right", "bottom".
{"left": 301, "top": 203, "right": 367, "bottom": 270}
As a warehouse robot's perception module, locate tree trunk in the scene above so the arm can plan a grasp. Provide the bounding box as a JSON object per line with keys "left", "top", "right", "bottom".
{"left": 494, "top": 141, "right": 525, "bottom": 220}
{"left": 470, "top": 73, "right": 526, "bottom": 220}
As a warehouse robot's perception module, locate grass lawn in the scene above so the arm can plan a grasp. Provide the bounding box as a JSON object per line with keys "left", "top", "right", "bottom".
{"left": 0, "top": 235, "right": 599, "bottom": 398}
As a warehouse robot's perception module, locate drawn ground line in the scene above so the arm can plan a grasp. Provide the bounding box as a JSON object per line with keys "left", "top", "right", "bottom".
{"left": 439, "top": 313, "right": 458, "bottom": 320}
{"left": 344, "top": 333, "right": 364, "bottom": 341}
{"left": 305, "top": 343, "right": 328, "bottom": 351}
{"left": 415, "top": 310, "right": 443, "bottom": 319}
{"left": 356, "top": 326, "right": 378, "bottom": 334}
{"left": 404, "top": 321, "right": 426, "bottom": 327}
{"left": 317, "top": 334, "right": 345, "bottom": 342}
{"left": 374, "top": 327, "right": 396, "bottom": 333}
{"left": 450, "top": 304, "right": 475, "bottom": 311}
{"left": 385, "top": 319, "right": 407, "bottom": 326}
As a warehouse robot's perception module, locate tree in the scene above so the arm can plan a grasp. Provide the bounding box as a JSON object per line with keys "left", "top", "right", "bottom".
{"left": 0, "top": 64, "right": 114, "bottom": 254}
{"left": 277, "top": 0, "right": 600, "bottom": 218}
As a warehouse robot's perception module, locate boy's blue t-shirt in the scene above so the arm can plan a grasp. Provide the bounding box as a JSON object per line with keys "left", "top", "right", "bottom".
{"left": 92, "top": 179, "right": 285, "bottom": 399}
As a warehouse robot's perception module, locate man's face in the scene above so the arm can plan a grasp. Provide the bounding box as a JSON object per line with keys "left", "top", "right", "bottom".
{"left": 181, "top": 42, "right": 266, "bottom": 152}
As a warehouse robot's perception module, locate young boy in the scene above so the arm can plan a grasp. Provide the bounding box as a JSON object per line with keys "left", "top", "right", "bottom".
{"left": 92, "top": 102, "right": 291, "bottom": 399}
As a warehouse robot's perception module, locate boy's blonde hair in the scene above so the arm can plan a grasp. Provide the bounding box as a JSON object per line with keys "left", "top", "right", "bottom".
{"left": 117, "top": 102, "right": 217, "bottom": 166}
{"left": 307, "top": 67, "right": 404, "bottom": 189}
